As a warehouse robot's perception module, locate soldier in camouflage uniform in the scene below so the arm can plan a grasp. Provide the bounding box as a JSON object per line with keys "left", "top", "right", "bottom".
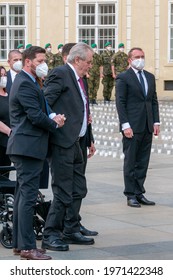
{"left": 111, "top": 43, "right": 129, "bottom": 96}
{"left": 100, "top": 42, "right": 114, "bottom": 102}
{"left": 87, "top": 43, "right": 102, "bottom": 105}
{"left": 54, "top": 43, "right": 64, "bottom": 67}
{"left": 45, "top": 43, "right": 54, "bottom": 71}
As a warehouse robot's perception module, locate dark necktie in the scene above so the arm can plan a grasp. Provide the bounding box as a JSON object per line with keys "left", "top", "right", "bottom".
{"left": 138, "top": 70, "right": 146, "bottom": 96}
{"left": 78, "top": 77, "right": 89, "bottom": 119}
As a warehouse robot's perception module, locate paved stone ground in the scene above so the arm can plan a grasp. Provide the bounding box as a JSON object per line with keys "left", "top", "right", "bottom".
{"left": 1, "top": 100, "right": 173, "bottom": 260}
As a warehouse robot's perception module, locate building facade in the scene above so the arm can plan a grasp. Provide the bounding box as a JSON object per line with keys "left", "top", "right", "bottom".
{"left": 0, "top": 0, "right": 173, "bottom": 99}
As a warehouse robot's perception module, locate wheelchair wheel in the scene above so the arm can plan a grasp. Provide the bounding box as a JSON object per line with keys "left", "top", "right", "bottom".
{"left": 37, "top": 190, "right": 45, "bottom": 203}
{"left": 33, "top": 215, "right": 45, "bottom": 240}
{"left": 0, "top": 227, "right": 13, "bottom": 249}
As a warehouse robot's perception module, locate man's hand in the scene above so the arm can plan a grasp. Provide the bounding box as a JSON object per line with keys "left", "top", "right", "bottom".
{"left": 123, "top": 127, "right": 133, "bottom": 138}
{"left": 154, "top": 124, "right": 160, "bottom": 136}
{"left": 87, "top": 142, "right": 96, "bottom": 158}
{"left": 88, "top": 114, "right": 92, "bottom": 124}
{"left": 53, "top": 114, "right": 66, "bottom": 128}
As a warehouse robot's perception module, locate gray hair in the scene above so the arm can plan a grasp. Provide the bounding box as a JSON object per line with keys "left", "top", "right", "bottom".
{"left": 67, "top": 42, "right": 93, "bottom": 63}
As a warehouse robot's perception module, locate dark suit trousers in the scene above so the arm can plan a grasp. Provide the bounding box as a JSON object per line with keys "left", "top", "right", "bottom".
{"left": 123, "top": 126, "right": 153, "bottom": 198}
{"left": 39, "top": 159, "right": 49, "bottom": 189}
{"left": 10, "top": 155, "right": 44, "bottom": 250}
{"left": 43, "top": 141, "right": 87, "bottom": 236}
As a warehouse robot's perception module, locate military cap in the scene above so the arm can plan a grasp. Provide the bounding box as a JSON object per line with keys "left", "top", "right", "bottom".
{"left": 83, "top": 40, "right": 88, "bottom": 44}
{"left": 91, "top": 43, "right": 97, "bottom": 48}
{"left": 58, "top": 43, "right": 63, "bottom": 49}
{"left": 17, "top": 43, "right": 24, "bottom": 49}
{"left": 26, "top": 44, "right": 32, "bottom": 49}
{"left": 118, "top": 43, "right": 124, "bottom": 48}
{"left": 45, "top": 43, "right": 51, "bottom": 49}
{"left": 104, "top": 42, "right": 111, "bottom": 47}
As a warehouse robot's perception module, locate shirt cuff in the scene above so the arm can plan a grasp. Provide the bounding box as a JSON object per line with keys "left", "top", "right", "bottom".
{"left": 49, "top": 113, "right": 59, "bottom": 128}
{"left": 49, "top": 113, "right": 56, "bottom": 119}
{"left": 122, "top": 122, "right": 130, "bottom": 130}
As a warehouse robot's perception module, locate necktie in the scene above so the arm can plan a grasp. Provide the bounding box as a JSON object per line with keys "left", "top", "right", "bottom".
{"left": 78, "top": 77, "right": 89, "bottom": 119}
{"left": 138, "top": 70, "right": 146, "bottom": 96}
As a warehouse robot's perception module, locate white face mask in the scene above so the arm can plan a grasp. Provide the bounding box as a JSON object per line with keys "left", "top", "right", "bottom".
{"left": 131, "top": 58, "right": 145, "bottom": 70}
{"left": 13, "top": 60, "right": 23, "bottom": 72}
{"left": 58, "top": 48, "right": 62, "bottom": 53}
{"left": 19, "top": 49, "right": 24, "bottom": 53}
{"left": 36, "top": 62, "right": 48, "bottom": 78}
{"left": 107, "top": 46, "right": 112, "bottom": 51}
{"left": 47, "top": 48, "right": 52, "bottom": 53}
{"left": 119, "top": 48, "right": 124, "bottom": 52}
{"left": 0, "top": 76, "right": 7, "bottom": 88}
{"left": 93, "top": 48, "right": 97, "bottom": 53}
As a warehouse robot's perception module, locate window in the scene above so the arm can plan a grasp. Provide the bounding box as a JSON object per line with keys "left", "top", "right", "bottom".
{"left": 0, "top": 4, "right": 26, "bottom": 60}
{"left": 77, "top": 1, "right": 117, "bottom": 53}
{"left": 164, "top": 80, "right": 173, "bottom": 90}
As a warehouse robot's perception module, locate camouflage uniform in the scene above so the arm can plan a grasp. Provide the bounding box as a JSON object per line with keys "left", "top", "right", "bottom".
{"left": 100, "top": 50, "right": 114, "bottom": 101}
{"left": 111, "top": 50, "right": 129, "bottom": 96}
{"left": 87, "top": 52, "right": 102, "bottom": 103}
{"left": 54, "top": 53, "right": 64, "bottom": 67}
{"left": 45, "top": 52, "right": 55, "bottom": 71}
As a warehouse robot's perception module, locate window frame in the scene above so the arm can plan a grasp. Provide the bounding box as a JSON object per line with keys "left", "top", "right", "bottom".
{"left": 0, "top": 3, "right": 27, "bottom": 61}
{"left": 76, "top": 0, "right": 118, "bottom": 53}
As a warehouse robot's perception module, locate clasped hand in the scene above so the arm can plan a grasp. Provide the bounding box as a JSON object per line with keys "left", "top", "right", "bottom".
{"left": 53, "top": 114, "right": 66, "bottom": 127}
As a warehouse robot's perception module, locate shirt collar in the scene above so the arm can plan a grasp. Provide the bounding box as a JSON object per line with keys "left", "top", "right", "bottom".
{"left": 22, "top": 69, "right": 36, "bottom": 83}
{"left": 67, "top": 62, "right": 80, "bottom": 81}
{"left": 131, "top": 66, "right": 144, "bottom": 74}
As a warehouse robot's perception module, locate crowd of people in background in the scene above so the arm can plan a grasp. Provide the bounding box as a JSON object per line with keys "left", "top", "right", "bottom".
{"left": 14, "top": 41, "right": 129, "bottom": 104}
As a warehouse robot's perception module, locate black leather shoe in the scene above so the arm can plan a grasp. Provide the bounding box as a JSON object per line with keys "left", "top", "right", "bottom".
{"left": 127, "top": 198, "right": 141, "bottom": 207}
{"left": 136, "top": 195, "right": 155, "bottom": 205}
{"left": 63, "top": 232, "right": 95, "bottom": 245}
{"left": 42, "top": 236, "right": 69, "bottom": 251}
{"left": 80, "top": 224, "right": 98, "bottom": 236}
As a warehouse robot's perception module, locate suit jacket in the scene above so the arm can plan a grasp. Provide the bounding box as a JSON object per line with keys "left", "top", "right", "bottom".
{"left": 43, "top": 64, "right": 90, "bottom": 148}
{"left": 6, "top": 70, "right": 13, "bottom": 95}
{"left": 116, "top": 67, "right": 160, "bottom": 133}
{"left": 7, "top": 70, "right": 57, "bottom": 160}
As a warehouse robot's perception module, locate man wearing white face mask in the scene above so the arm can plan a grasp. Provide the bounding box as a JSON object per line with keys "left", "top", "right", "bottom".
{"left": 54, "top": 43, "right": 64, "bottom": 67}
{"left": 45, "top": 43, "right": 54, "bottom": 71}
{"left": 6, "top": 50, "right": 23, "bottom": 95}
{"left": 100, "top": 41, "right": 114, "bottom": 103}
{"left": 116, "top": 47, "right": 160, "bottom": 208}
{"left": 7, "top": 46, "right": 66, "bottom": 260}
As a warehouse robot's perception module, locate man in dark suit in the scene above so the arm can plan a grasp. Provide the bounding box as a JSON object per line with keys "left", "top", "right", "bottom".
{"left": 7, "top": 46, "right": 66, "bottom": 260}
{"left": 42, "top": 42, "right": 95, "bottom": 251}
{"left": 61, "top": 43, "right": 98, "bottom": 236}
{"left": 116, "top": 47, "right": 160, "bottom": 208}
{"left": 6, "top": 50, "right": 22, "bottom": 95}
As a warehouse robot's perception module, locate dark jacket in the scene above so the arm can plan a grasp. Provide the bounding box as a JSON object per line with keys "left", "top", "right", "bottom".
{"left": 7, "top": 70, "right": 57, "bottom": 160}
{"left": 116, "top": 67, "right": 160, "bottom": 133}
